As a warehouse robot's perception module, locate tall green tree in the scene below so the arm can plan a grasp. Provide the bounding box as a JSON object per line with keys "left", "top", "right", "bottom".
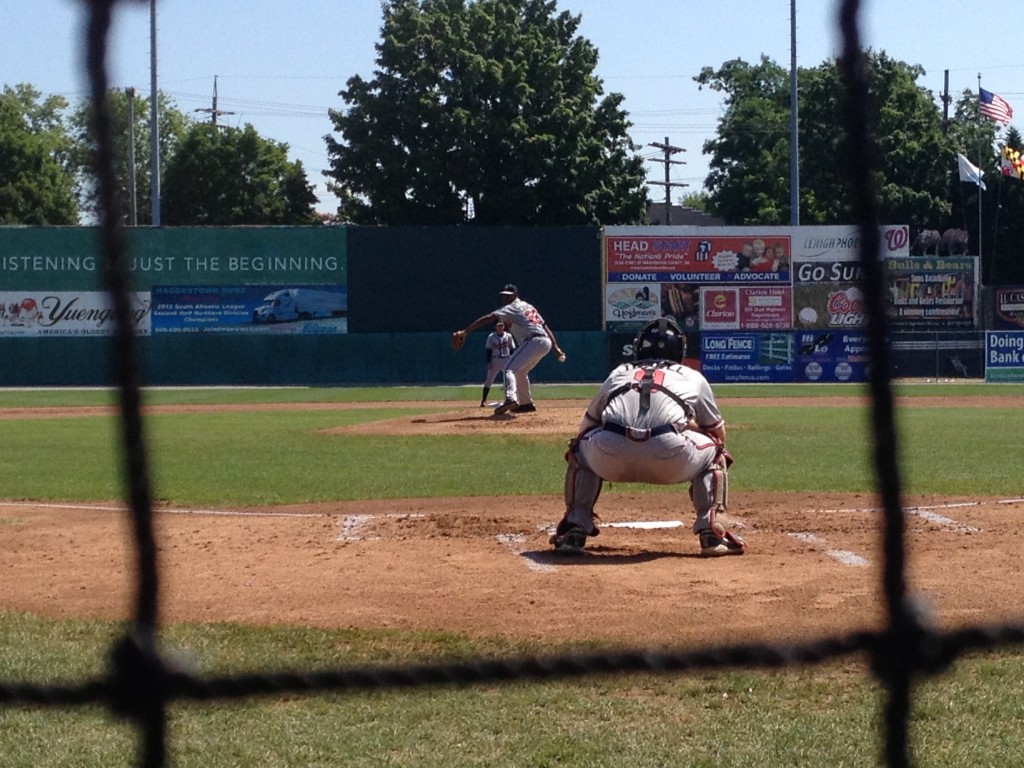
{"left": 694, "top": 56, "right": 791, "bottom": 225}
{"left": 71, "top": 89, "right": 193, "bottom": 225}
{"left": 696, "top": 51, "right": 953, "bottom": 229}
{"left": 325, "top": 0, "right": 647, "bottom": 225}
{"left": 162, "top": 123, "right": 318, "bottom": 225}
{"left": 0, "top": 85, "right": 78, "bottom": 224}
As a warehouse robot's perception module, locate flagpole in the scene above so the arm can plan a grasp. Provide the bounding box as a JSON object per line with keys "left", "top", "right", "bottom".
{"left": 977, "top": 73, "right": 983, "bottom": 281}
{"left": 990, "top": 171, "right": 1002, "bottom": 286}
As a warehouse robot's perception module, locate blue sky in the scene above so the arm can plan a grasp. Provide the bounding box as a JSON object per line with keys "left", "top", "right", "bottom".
{"left": 6, "top": 1, "right": 1023, "bottom": 214}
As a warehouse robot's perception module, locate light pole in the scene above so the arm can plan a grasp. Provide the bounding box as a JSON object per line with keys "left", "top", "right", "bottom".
{"left": 790, "top": 0, "right": 799, "bottom": 226}
{"left": 149, "top": 0, "right": 161, "bottom": 226}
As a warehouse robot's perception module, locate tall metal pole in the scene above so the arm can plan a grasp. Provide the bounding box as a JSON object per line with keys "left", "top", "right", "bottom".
{"left": 149, "top": 0, "right": 161, "bottom": 226}
{"left": 977, "top": 73, "right": 983, "bottom": 271}
{"left": 127, "top": 88, "right": 137, "bottom": 226}
{"left": 789, "top": 0, "right": 800, "bottom": 225}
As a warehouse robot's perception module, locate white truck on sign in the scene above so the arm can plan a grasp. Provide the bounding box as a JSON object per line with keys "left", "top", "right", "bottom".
{"left": 252, "top": 288, "right": 346, "bottom": 323}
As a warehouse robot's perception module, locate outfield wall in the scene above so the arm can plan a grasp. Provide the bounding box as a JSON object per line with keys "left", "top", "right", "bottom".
{"left": 0, "top": 226, "right": 603, "bottom": 386}
{"left": 0, "top": 226, "right": 1002, "bottom": 386}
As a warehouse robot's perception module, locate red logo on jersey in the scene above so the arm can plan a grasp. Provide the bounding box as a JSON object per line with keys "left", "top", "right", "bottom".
{"left": 633, "top": 368, "right": 666, "bottom": 386}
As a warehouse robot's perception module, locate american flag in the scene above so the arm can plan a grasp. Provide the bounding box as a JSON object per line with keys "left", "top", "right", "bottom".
{"left": 980, "top": 88, "right": 1013, "bottom": 124}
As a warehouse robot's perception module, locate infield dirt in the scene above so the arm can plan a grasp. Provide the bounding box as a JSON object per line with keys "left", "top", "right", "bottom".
{"left": 2, "top": 397, "right": 1021, "bottom": 647}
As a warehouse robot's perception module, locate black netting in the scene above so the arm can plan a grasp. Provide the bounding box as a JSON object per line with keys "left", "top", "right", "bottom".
{"left": 2, "top": 3, "right": 1023, "bottom": 767}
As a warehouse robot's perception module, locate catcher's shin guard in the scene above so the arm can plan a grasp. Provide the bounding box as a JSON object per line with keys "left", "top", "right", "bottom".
{"left": 691, "top": 451, "right": 729, "bottom": 516}
{"left": 553, "top": 444, "right": 602, "bottom": 552}
{"left": 710, "top": 451, "right": 728, "bottom": 515}
{"left": 691, "top": 452, "right": 744, "bottom": 555}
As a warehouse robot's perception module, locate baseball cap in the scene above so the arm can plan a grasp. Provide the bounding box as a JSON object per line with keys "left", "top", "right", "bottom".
{"left": 499, "top": 283, "right": 518, "bottom": 296}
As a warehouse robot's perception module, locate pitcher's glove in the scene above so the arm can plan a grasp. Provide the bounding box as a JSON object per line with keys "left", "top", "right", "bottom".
{"left": 451, "top": 330, "right": 466, "bottom": 350}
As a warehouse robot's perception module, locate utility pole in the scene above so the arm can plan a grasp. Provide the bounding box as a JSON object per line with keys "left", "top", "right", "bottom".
{"left": 126, "top": 87, "right": 137, "bottom": 226}
{"left": 149, "top": 0, "right": 160, "bottom": 226}
{"left": 195, "top": 75, "right": 234, "bottom": 126}
{"left": 789, "top": 0, "right": 800, "bottom": 226}
{"left": 941, "top": 69, "right": 952, "bottom": 134}
{"left": 647, "top": 137, "right": 687, "bottom": 225}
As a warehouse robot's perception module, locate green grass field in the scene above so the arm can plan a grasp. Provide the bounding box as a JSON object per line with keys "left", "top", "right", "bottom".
{"left": 2, "top": 382, "right": 1023, "bottom": 766}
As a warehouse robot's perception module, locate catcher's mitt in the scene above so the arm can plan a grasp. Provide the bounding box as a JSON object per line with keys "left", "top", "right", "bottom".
{"left": 451, "top": 330, "right": 466, "bottom": 350}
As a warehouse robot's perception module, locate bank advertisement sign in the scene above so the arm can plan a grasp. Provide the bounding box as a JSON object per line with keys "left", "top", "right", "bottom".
{"left": 985, "top": 331, "right": 1024, "bottom": 382}
{"left": 151, "top": 285, "right": 347, "bottom": 334}
{"left": 0, "top": 291, "right": 151, "bottom": 336}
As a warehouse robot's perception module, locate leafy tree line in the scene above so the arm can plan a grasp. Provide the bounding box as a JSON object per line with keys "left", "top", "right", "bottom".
{"left": 696, "top": 50, "right": 1024, "bottom": 283}
{"left": 1, "top": 84, "right": 318, "bottom": 226}
{"left": 4, "top": 0, "right": 1024, "bottom": 283}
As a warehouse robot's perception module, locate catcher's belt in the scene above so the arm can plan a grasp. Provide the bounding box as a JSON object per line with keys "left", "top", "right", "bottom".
{"left": 602, "top": 421, "right": 683, "bottom": 442}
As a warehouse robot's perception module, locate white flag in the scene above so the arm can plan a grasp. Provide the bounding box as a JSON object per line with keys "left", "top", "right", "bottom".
{"left": 957, "top": 153, "right": 987, "bottom": 190}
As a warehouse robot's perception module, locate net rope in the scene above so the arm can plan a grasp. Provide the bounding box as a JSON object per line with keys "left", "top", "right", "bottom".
{"left": 2, "top": 2, "right": 1023, "bottom": 766}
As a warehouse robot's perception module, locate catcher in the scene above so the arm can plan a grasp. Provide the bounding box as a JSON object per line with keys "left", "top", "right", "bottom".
{"left": 550, "top": 316, "right": 745, "bottom": 557}
{"left": 452, "top": 284, "right": 565, "bottom": 415}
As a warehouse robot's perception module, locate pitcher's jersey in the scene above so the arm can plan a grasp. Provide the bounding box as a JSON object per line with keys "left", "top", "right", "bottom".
{"left": 494, "top": 298, "right": 546, "bottom": 345}
{"left": 582, "top": 361, "right": 724, "bottom": 433}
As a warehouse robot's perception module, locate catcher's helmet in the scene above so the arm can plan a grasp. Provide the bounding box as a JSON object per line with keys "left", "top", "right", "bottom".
{"left": 633, "top": 317, "right": 686, "bottom": 361}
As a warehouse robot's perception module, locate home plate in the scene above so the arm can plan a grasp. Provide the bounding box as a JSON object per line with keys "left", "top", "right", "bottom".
{"left": 604, "top": 520, "right": 685, "bottom": 529}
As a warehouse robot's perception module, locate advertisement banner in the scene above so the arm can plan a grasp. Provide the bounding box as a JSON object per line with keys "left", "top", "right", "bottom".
{"left": 0, "top": 228, "right": 347, "bottom": 291}
{"left": 152, "top": 285, "right": 347, "bottom": 334}
{"left": 0, "top": 291, "right": 151, "bottom": 336}
{"left": 793, "top": 280, "right": 866, "bottom": 330}
{"left": 791, "top": 224, "right": 910, "bottom": 261}
{"left": 661, "top": 283, "right": 701, "bottom": 333}
{"left": 605, "top": 232, "right": 792, "bottom": 284}
{"left": 885, "top": 256, "right": 977, "bottom": 328}
{"left": 993, "top": 287, "right": 1024, "bottom": 330}
{"left": 605, "top": 283, "right": 662, "bottom": 328}
{"left": 793, "top": 331, "right": 870, "bottom": 383}
{"left": 602, "top": 225, "right": 907, "bottom": 333}
{"left": 701, "top": 286, "right": 792, "bottom": 331}
{"left": 985, "top": 331, "right": 1024, "bottom": 382}
{"left": 699, "top": 332, "right": 795, "bottom": 383}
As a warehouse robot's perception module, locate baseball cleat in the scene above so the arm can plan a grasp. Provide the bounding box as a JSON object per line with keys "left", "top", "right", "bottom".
{"left": 512, "top": 403, "right": 537, "bottom": 413}
{"left": 493, "top": 398, "right": 517, "bottom": 415}
{"left": 550, "top": 527, "right": 589, "bottom": 554}
{"left": 698, "top": 531, "right": 746, "bottom": 557}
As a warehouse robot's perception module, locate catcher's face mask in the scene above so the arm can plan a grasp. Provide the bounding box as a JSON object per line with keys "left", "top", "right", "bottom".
{"left": 634, "top": 317, "right": 685, "bottom": 361}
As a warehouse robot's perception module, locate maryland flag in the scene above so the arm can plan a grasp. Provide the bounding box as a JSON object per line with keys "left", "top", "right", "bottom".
{"left": 1000, "top": 146, "right": 1024, "bottom": 180}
